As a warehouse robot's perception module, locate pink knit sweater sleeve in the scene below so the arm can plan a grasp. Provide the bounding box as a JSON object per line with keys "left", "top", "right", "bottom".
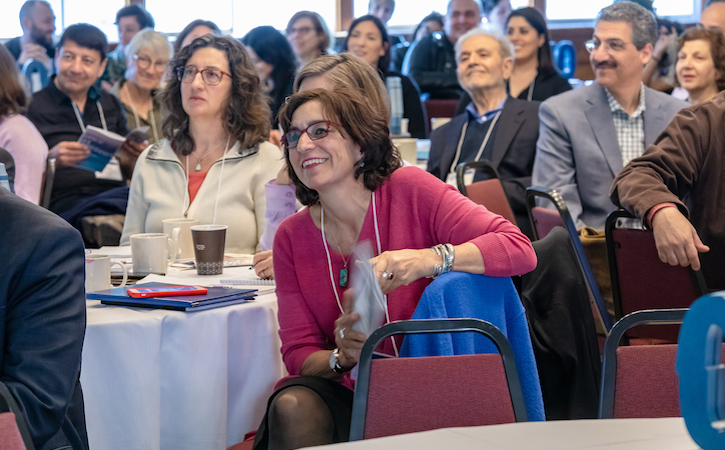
{"left": 395, "top": 167, "right": 537, "bottom": 277}
{"left": 273, "top": 216, "right": 332, "bottom": 376}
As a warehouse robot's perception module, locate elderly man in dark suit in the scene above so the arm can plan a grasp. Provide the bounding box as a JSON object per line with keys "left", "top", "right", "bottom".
{"left": 0, "top": 188, "right": 88, "bottom": 449}
{"left": 428, "top": 27, "right": 539, "bottom": 237}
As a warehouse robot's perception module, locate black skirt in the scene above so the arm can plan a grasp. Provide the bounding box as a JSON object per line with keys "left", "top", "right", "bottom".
{"left": 252, "top": 376, "right": 354, "bottom": 449}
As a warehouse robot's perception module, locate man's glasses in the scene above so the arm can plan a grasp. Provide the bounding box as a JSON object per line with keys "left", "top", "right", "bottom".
{"left": 585, "top": 39, "right": 634, "bottom": 54}
{"left": 176, "top": 66, "right": 232, "bottom": 86}
{"left": 282, "top": 120, "right": 341, "bottom": 150}
{"left": 133, "top": 54, "right": 169, "bottom": 71}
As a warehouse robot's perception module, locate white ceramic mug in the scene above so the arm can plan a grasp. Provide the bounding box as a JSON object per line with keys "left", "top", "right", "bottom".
{"left": 85, "top": 254, "right": 128, "bottom": 292}
{"left": 430, "top": 117, "right": 452, "bottom": 131}
{"left": 130, "top": 233, "right": 177, "bottom": 276}
{"left": 162, "top": 218, "right": 199, "bottom": 260}
{"left": 393, "top": 138, "right": 418, "bottom": 164}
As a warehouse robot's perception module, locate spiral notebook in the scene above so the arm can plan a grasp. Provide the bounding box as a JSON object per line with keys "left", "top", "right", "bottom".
{"left": 220, "top": 270, "right": 276, "bottom": 286}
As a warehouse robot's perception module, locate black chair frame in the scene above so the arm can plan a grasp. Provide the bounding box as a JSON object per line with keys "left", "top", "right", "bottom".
{"left": 349, "top": 318, "right": 528, "bottom": 441}
{"left": 598, "top": 308, "right": 688, "bottom": 419}
{"left": 605, "top": 208, "right": 707, "bottom": 320}
{"left": 526, "top": 186, "right": 612, "bottom": 331}
{"left": 41, "top": 157, "right": 56, "bottom": 210}
{"left": 456, "top": 160, "right": 505, "bottom": 197}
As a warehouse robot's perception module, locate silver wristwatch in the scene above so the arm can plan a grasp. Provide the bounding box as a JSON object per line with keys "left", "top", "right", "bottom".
{"left": 329, "top": 348, "right": 344, "bottom": 373}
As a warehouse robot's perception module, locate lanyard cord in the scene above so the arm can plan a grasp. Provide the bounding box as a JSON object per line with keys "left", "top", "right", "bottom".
{"left": 72, "top": 100, "right": 107, "bottom": 133}
{"left": 321, "top": 191, "right": 398, "bottom": 357}
{"left": 448, "top": 111, "right": 502, "bottom": 176}
{"left": 526, "top": 73, "right": 536, "bottom": 102}
{"left": 212, "top": 136, "right": 230, "bottom": 225}
{"left": 124, "top": 83, "right": 159, "bottom": 142}
{"left": 182, "top": 135, "right": 231, "bottom": 222}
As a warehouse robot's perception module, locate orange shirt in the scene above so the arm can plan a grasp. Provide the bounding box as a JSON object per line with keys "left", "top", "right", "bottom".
{"left": 188, "top": 172, "right": 206, "bottom": 203}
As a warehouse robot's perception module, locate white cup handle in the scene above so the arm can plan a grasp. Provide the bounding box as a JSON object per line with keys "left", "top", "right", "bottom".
{"left": 167, "top": 238, "right": 178, "bottom": 266}
{"left": 171, "top": 227, "right": 182, "bottom": 258}
{"left": 110, "top": 261, "right": 128, "bottom": 288}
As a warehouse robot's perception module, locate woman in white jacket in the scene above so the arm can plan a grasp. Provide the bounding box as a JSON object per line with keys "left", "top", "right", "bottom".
{"left": 120, "top": 35, "right": 281, "bottom": 253}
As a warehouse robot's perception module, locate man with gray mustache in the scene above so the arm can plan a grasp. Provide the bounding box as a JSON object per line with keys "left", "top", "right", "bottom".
{"left": 532, "top": 1, "right": 686, "bottom": 230}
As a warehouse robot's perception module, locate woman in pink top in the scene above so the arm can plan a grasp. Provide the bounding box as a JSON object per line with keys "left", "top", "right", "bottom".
{"left": 0, "top": 45, "right": 48, "bottom": 204}
{"left": 252, "top": 88, "right": 536, "bottom": 449}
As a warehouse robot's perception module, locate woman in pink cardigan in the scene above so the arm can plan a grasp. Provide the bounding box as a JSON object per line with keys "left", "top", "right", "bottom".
{"left": 253, "top": 88, "right": 537, "bottom": 450}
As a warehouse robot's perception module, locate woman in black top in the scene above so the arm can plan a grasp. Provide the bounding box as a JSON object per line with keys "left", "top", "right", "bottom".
{"left": 242, "top": 26, "right": 297, "bottom": 142}
{"left": 343, "top": 15, "right": 427, "bottom": 139}
{"left": 505, "top": 7, "right": 571, "bottom": 102}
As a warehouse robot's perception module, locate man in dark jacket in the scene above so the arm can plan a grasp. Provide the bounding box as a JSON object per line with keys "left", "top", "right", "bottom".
{"left": 0, "top": 187, "right": 88, "bottom": 449}
{"left": 405, "top": 0, "right": 482, "bottom": 99}
{"left": 428, "top": 28, "right": 539, "bottom": 238}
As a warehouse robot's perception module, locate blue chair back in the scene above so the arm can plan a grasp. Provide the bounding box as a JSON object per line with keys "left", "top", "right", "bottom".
{"left": 552, "top": 40, "right": 577, "bottom": 79}
{"left": 22, "top": 59, "right": 49, "bottom": 94}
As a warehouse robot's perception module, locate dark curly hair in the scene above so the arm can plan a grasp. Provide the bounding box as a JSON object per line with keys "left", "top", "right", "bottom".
{"left": 278, "top": 88, "right": 401, "bottom": 205}
{"left": 160, "top": 35, "right": 270, "bottom": 156}
{"left": 677, "top": 27, "right": 725, "bottom": 92}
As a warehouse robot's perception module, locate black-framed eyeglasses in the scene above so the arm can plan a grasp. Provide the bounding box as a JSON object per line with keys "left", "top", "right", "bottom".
{"left": 176, "top": 66, "right": 232, "bottom": 86}
{"left": 133, "top": 54, "right": 169, "bottom": 71}
{"left": 282, "top": 120, "right": 342, "bottom": 150}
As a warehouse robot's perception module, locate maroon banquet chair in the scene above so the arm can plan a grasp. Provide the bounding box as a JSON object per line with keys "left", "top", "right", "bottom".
{"left": 349, "top": 319, "right": 528, "bottom": 441}
{"left": 0, "top": 381, "right": 35, "bottom": 449}
{"left": 599, "top": 309, "right": 688, "bottom": 419}
{"left": 605, "top": 209, "right": 707, "bottom": 341}
{"left": 526, "top": 186, "right": 612, "bottom": 332}
{"left": 456, "top": 160, "right": 517, "bottom": 226}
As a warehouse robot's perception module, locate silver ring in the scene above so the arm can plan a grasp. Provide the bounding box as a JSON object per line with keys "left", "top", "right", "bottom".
{"left": 339, "top": 327, "right": 347, "bottom": 340}
{"left": 382, "top": 271, "right": 394, "bottom": 280}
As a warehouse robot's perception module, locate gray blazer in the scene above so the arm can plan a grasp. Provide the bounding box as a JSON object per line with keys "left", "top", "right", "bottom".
{"left": 532, "top": 82, "right": 687, "bottom": 229}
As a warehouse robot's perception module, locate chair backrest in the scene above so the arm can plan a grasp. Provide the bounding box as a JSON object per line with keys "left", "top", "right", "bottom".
{"left": 526, "top": 186, "right": 612, "bottom": 331}
{"left": 552, "top": 40, "right": 577, "bottom": 79}
{"left": 41, "top": 158, "right": 55, "bottom": 209}
{"left": 423, "top": 99, "right": 459, "bottom": 121}
{"left": 605, "top": 209, "right": 707, "bottom": 340}
{"left": 456, "top": 160, "right": 517, "bottom": 225}
{"left": 22, "top": 59, "right": 49, "bottom": 94}
{"left": 0, "top": 149, "right": 16, "bottom": 194}
{"left": 0, "top": 382, "right": 35, "bottom": 449}
{"left": 599, "top": 309, "right": 689, "bottom": 419}
{"left": 530, "top": 206, "right": 563, "bottom": 240}
{"left": 350, "top": 319, "right": 527, "bottom": 441}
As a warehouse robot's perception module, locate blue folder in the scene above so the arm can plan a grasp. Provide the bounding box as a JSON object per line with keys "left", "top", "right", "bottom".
{"left": 87, "top": 282, "right": 257, "bottom": 311}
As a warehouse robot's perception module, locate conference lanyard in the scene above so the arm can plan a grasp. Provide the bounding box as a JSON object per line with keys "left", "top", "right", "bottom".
{"left": 447, "top": 111, "right": 501, "bottom": 178}
{"left": 124, "top": 83, "right": 160, "bottom": 142}
{"left": 526, "top": 75, "right": 536, "bottom": 102}
{"left": 321, "top": 191, "right": 399, "bottom": 357}
{"left": 72, "top": 100, "right": 107, "bottom": 133}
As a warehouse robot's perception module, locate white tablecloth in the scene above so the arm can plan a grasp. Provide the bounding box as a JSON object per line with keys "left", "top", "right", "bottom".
{"left": 81, "top": 266, "right": 285, "bottom": 450}
{"left": 309, "top": 418, "right": 701, "bottom": 450}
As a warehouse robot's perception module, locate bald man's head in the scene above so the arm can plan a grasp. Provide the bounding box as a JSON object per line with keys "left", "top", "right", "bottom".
{"left": 701, "top": 2, "right": 725, "bottom": 35}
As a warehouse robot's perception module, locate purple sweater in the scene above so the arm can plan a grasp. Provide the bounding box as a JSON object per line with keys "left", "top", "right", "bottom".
{"left": 273, "top": 167, "right": 537, "bottom": 388}
{"left": 0, "top": 114, "right": 48, "bottom": 204}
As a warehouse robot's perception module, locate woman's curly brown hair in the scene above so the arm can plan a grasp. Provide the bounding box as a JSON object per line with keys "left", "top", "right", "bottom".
{"left": 278, "top": 88, "right": 402, "bottom": 206}
{"left": 160, "top": 34, "right": 270, "bottom": 155}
